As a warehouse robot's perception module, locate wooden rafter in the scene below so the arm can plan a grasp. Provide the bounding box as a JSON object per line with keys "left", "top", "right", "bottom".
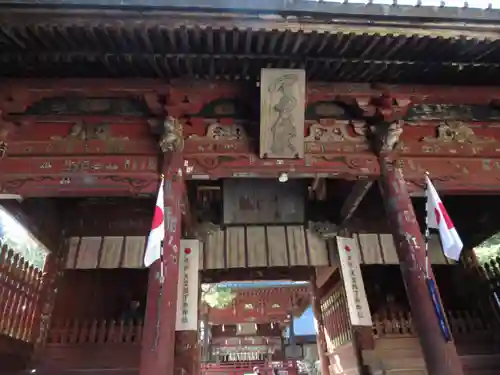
{"left": 338, "top": 180, "right": 374, "bottom": 228}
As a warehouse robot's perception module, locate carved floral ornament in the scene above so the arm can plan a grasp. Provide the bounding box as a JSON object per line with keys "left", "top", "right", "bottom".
{"left": 50, "top": 122, "right": 129, "bottom": 141}
{"left": 304, "top": 120, "right": 367, "bottom": 143}
{"left": 190, "top": 122, "right": 249, "bottom": 142}
{"left": 422, "top": 121, "right": 495, "bottom": 144}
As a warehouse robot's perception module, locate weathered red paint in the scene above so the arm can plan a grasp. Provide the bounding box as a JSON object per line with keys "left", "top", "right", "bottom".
{"left": 0, "top": 79, "right": 169, "bottom": 116}
{"left": 0, "top": 177, "right": 158, "bottom": 197}
{"left": 206, "top": 286, "right": 310, "bottom": 325}
{"left": 378, "top": 158, "right": 464, "bottom": 375}
{"left": 401, "top": 157, "right": 500, "bottom": 193}
{"left": 0, "top": 156, "right": 160, "bottom": 197}
{"left": 0, "top": 156, "right": 158, "bottom": 174}
{"left": 140, "top": 152, "right": 184, "bottom": 375}
{"left": 183, "top": 153, "right": 380, "bottom": 179}
{"left": 6, "top": 124, "right": 157, "bottom": 156}
{"left": 0, "top": 80, "right": 499, "bottom": 196}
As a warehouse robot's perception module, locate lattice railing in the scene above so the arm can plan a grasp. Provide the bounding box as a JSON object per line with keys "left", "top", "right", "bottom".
{"left": 0, "top": 242, "right": 45, "bottom": 343}
{"left": 47, "top": 319, "right": 143, "bottom": 344}
{"left": 320, "top": 283, "right": 352, "bottom": 351}
{"left": 372, "top": 309, "right": 492, "bottom": 340}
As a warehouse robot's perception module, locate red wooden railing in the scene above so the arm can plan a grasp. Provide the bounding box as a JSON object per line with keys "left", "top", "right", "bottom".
{"left": 47, "top": 319, "right": 143, "bottom": 344}
{"left": 372, "top": 308, "right": 492, "bottom": 340}
{"left": 320, "top": 282, "right": 352, "bottom": 351}
{"left": 0, "top": 243, "right": 45, "bottom": 343}
{"left": 201, "top": 360, "right": 297, "bottom": 375}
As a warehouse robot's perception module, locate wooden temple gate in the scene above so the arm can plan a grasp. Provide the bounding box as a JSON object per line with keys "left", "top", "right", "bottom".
{"left": 0, "top": 79, "right": 498, "bottom": 375}
{"left": 0, "top": 3, "right": 500, "bottom": 375}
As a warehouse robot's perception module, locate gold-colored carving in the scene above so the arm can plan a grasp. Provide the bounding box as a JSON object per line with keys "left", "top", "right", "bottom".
{"left": 0, "top": 141, "right": 7, "bottom": 159}
{"left": 304, "top": 120, "right": 367, "bottom": 143}
{"left": 192, "top": 123, "right": 249, "bottom": 141}
{"left": 422, "top": 121, "right": 495, "bottom": 144}
{"left": 377, "top": 121, "right": 403, "bottom": 152}
{"left": 50, "top": 122, "right": 129, "bottom": 141}
{"left": 159, "top": 116, "right": 183, "bottom": 153}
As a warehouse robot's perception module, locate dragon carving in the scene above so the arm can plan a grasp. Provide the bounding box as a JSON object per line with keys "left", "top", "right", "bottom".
{"left": 159, "top": 116, "right": 183, "bottom": 153}
{"left": 369, "top": 121, "right": 403, "bottom": 153}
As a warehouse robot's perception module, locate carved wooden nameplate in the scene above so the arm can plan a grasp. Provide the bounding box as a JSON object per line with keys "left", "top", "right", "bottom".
{"left": 222, "top": 179, "right": 305, "bottom": 225}
{"left": 259, "top": 69, "right": 306, "bottom": 159}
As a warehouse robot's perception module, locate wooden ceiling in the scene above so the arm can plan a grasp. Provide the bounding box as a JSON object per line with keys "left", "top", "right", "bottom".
{"left": 0, "top": 7, "right": 498, "bottom": 84}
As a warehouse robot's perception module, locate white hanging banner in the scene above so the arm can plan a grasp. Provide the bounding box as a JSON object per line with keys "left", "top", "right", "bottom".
{"left": 176, "top": 239, "right": 200, "bottom": 331}
{"left": 336, "top": 236, "right": 372, "bottom": 327}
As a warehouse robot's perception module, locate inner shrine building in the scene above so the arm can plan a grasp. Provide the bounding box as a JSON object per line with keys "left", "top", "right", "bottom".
{"left": 0, "top": 1, "right": 500, "bottom": 375}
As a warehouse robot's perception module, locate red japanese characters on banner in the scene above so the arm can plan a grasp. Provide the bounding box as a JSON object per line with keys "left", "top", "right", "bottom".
{"left": 176, "top": 239, "right": 200, "bottom": 331}
{"left": 336, "top": 236, "right": 372, "bottom": 326}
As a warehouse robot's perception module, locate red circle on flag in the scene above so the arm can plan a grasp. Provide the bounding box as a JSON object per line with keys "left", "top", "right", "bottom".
{"left": 434, "top": 202, "right": 453, "bottom": 229}
{"left": 345, "top": 245, "right": 351, "bottom": 252}
{"left": 434, "top": 208, "right": 441, "bottom": 225}
{"left": 185, "top": 248, "right": 191, "bottom": 255}
{"left": 151, "top": 206, "right": 164, "bottom": 230}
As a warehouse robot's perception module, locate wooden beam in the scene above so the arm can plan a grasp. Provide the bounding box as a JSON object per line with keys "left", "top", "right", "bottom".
{"left": 184, "top": 153, "right": 379, "bottom": 180}
{"left": 0, "top": 156, "right": 160, "bottom": 197}
{"left": 201, "top": 267, "right": 314, "bottom": 283}
{"left": 339, "top": 180, "right": 374, "bottom": 227}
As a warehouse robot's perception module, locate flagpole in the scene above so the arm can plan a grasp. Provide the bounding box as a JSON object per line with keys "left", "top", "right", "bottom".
{"left": 424, "top": 171, "right": 451, "bottom": 342}
{"left": 424, "top": 172, "right": 431, "bottom": 279}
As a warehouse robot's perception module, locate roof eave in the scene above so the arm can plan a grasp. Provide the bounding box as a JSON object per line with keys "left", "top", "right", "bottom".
{"left": 0, "top": 7, "right": 499, "bottom": 40}
{"left": 0, "top": 0, "right": 499, "bottom": 27}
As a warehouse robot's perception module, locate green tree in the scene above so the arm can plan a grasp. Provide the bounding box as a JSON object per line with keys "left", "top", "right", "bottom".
{"left": 201, "top": 284, "right": 236, "bottom": 309}
{"left": 0, "top": 207, "right": 47, "bottom": 269}
{"left": 475, "top": 232, "right": 500, "bottom": 264}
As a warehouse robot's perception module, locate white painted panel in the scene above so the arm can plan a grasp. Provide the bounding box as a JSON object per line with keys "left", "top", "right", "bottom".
{"left": 75, "top": 237, "right": 102, "bottom": 269}
{"left": 337, "top": 236, "right": 372, "bottom": 327}
{"left": 176, "top": 239, "right": 200, "bottom": 331}
{"left": 122, "top": 236, "right": 146, "bottom": 268}
{"left": 100, "top": 236, "right": 124, "bottom": 268}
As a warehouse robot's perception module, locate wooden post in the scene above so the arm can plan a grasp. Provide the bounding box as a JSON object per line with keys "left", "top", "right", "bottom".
{"left": 310, "top": 275, "right": 330, "bottom": 375}
{"left": 140, "top": 152, "right": 184, "bottom": 375}
{"left": 202, "top": 313, "right": 210, "bottom": 361}
{"left": 378, "top": 158, "right": 464, "bottom": 375}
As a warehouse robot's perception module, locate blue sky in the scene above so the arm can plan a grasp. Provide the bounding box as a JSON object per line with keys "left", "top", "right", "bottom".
{"left": 289, "top": 306, "right": 316, "bottom": 336}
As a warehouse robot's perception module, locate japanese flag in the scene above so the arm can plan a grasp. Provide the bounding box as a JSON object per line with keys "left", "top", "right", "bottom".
{"left": 425, "top": 175, "right": 463, "bottom": 261}
{"left": 144, "top": 178, "right": 165, "bottom": 267}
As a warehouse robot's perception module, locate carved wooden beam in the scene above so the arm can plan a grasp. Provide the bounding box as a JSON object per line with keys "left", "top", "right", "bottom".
{"left": 201, "top": 267, "right": 314, "bottom": 283}
{"left": 0, "top": 155, "right": 158, "bottom": 175}
{"left": 0, "top": 175, "right": 158, "bottom": 197}
{"left": 183, "top": 153, "right": 379, "bottom": 180}
{"left": 338, "top": 180, "right": 374, "bottom": 227}
{"left": 400, "top": 156, "right": 500, "bottom": 193}
{"left": 0, "top": 156, "right": 159, "bottom": 197}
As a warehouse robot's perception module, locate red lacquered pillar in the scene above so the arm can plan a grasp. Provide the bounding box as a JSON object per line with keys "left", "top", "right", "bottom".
{"left": 378, "top": 157, "right": 464, "bottom": 375}
{"left": 140, "top": 152, "right": 184, "bottom": 375}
